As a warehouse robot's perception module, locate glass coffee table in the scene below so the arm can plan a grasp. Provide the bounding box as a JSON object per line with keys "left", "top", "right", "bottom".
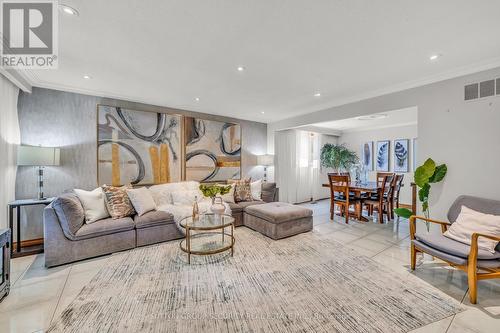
{"left": 179, "top": 214, "right": 235, "bottom": 264}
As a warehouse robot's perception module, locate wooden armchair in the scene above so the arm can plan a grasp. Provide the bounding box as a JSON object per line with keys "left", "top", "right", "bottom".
{"left": 409, "top": 195, "right": 500, "bottom": 304}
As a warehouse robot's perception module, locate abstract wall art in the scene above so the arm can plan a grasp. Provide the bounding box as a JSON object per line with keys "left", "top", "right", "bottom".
{"left": 376, "top": 140, "right": 390, "bottom": 172}
{"left": 394, "top": 139, "right": 409, "bottom": 173}
{"left": 97, "top": 105, "right": 182, "bottom": 186}
{"left": 362, "top": 141, "right": 373, "bottom": 171}
{"left": 184, "top": 117, "right": 241, "bottom": 182}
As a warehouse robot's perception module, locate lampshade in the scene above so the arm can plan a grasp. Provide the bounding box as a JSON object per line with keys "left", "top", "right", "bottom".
{"left": 257, "top": 154, "right": 274, "bottom": 166}
{"left": 17, "top": 145, "right": 61, "bottom": 166}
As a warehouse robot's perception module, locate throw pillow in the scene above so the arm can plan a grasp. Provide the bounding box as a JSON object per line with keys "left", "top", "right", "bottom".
{"left": 444, "top": 205, "right": 500, "bottom": 253}
{"left": 233, "top": 179, "right": 253, "bottom": 202}
{"left": 102, "top": 184, "right": 136, "bottom": 219}
{"left": 217, "top": 183, "right": 235, "bottom": 203}
{"left": 126, "top": 187, "right": 156, "bottom": 216}
{"left": 74, "top": 188, "right": 110, "bottom": 223}
{"left": 171, "top": 190, "right": 204, "bottom": 206}
{"left": 250, "top": 179, "right": 263, "bottom": 201}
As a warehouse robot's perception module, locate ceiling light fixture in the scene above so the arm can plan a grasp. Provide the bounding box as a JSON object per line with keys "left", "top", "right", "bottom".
{"left": 429, "top": 54, "right": 441, "bottom": 61}
{"left": 355, "top": 114, "right": 387, "bottom": 121}
{"left": 60, "top": 4, "right": 79, "bottom": 16}
{"left": 314, "top": 92, "right": 321, "bottom": 97}
{"left": 83, "top": 75, "right": 91, "bottom": 79}
{"left": 195, "top": 97, "right": 200, "bottom": 101}
{"left": 261, "top": 111, "right": 265, "bottom": 114}
{"left": 237, "top": 66, "right": 245, "bottom": 72}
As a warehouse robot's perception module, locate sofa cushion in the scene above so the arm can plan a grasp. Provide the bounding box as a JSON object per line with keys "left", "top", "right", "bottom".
{"left": 74, "top": 216, "right": 134, "bottom": 240}
{"left": 52, "top": 193, "right": 85, "bottom": 238}
{"left": 134, "top": 210, "right": 174, "bottom": 229}
{"left": 245, "top": 202, "right": 313, "bottom": 224}
{"left": 261, "top": 182, "right": 277, "bottom": 202}
{"left": 415, "top": 232, "right": 500, "bottom": 260}
{"left": 228, "top": 201, "right": 264, "bottom": 213}
{"left": 126, "top": 187, "right": 156, "bottom": 216}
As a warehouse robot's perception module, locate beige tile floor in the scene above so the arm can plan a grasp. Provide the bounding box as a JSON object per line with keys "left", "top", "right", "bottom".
{"left": 1, "top": 199, "right": 498, "bottom": 332}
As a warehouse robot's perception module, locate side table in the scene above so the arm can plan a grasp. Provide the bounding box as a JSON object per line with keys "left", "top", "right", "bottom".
{"left": 8, "top": 198, "right": 54, "bottom": 258}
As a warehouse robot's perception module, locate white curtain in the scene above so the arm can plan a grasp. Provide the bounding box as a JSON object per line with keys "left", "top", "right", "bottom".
{"left": 275, "top": 130, "right": 321, "bottom": 204}
{"left": 0, "top": 74, "right": 21, "bottom": 229}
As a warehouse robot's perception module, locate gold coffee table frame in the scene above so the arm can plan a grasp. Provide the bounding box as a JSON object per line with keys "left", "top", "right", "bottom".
{"left": 179, "top": 214, "right": 235, "bottom": 264}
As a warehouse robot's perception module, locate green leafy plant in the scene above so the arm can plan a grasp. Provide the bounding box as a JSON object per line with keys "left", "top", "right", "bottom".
{"left": 394, "top": 158, "right": 447, "bottom": 230}
{"left": 320, "top": 143, "right": 359, "bottom": 173}
{"left": 199, "top": 184, "right": 232, "bottom": 199}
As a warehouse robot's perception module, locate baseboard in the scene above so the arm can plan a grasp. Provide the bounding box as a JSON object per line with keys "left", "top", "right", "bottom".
{"left": 13, "top": 237, "right": 44, "bottom": 248}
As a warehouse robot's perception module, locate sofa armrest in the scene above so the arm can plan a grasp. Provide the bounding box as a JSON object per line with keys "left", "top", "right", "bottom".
{"left": 262, "top": 182, "right": 278, "bottom": 202}
{"left": 409, "top": 215, "right": 451, "bottom": 239}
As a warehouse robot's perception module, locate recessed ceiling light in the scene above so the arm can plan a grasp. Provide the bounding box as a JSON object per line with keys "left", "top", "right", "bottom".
{"left": 60, "top": 4, "right": 79, "bottom": 16}
{"left": 429, "top": 54, "right": 441, "bottom": 61}
{"left": 237, "top": 66, "right": 245, "bottom": 72}
{"left": 355, "top": 114, "right": 387, "bottom": 121}
{"left": 195, "top": 97, "right": 200, "bottom": 102}
{"left": 83, "top": 75, "right": 91, "bottom": 79}
{"left": 261, "top": 111, "right": 265, "bottom": 114}
{"left": 314, "top": 92, "right": 321, "bottom": 97}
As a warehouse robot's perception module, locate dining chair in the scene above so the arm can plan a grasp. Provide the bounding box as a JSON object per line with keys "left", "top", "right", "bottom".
{"left": 391, "top": 174, "right": 405, "bottom": 219}
{"left": 376, "top": 172, "right": 393, "bottom": 186}
{"left": 328, "top": 174, "right": 361, "bottom": 224}
{"left": 363, "top": 174, "right": 394, "bottom": 223}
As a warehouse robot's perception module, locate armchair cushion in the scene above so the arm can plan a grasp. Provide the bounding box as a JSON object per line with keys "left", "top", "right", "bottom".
{"left": 415, "top": 232, "right": 500, "bottom": 260}
{"left": 444, "top": 205, "right": 500, "bottom": 253}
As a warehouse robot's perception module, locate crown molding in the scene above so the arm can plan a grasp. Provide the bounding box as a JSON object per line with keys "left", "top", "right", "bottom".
{"left": 0, "top": 67, "right": 32, "bottom": 92}
{"left": 20, "top": 56, "right": 500, "bottom": 125}
{"left": 271, "top": 56, "right": 500, "bottom": 126}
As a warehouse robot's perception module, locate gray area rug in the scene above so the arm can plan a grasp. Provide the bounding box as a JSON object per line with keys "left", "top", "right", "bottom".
{"left": 49, "top": 228, "right": 464, "bottom": 332}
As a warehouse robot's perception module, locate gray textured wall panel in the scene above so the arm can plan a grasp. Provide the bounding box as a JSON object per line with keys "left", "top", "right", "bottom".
{"left": 16, "top": 87, "right": 267, "bottom": 240}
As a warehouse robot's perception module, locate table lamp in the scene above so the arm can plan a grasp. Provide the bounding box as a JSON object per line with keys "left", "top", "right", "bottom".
{"left": 257, "top": 154, "right": 274, "bottom": 182}
{"left": 17, "top": 145, "right": 60, "bottom": 200}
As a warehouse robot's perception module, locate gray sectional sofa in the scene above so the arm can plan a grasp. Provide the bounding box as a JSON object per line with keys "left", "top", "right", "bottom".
{"left": 44, "top": 182, "right": 280, "bottom": 267}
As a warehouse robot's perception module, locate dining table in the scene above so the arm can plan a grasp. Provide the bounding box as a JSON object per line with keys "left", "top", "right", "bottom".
{"left": 322, "top": 181, "right": 382, "bottom": 222}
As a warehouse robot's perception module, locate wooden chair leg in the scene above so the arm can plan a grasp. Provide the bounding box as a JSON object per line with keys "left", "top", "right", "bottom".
{"left": 410, "top": 244, "right": 417, "bottom": 270}
{"left": 330, "top": 201, "right": 334, "bottom": 220}
{"left": 467, "top": 264, "right": 478, "bottom": 304}
{"left": 344, "top": 204, "right": 349, "bottom": 224}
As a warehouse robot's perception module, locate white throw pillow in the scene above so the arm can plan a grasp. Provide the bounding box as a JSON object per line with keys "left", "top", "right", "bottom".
{"left": 126, "top": 187, "right": 156, "bottom": 216}
{"left": 171, "top": 190, "right": 204, "bottom": 206}
{"left": 250, "top": 179, "right": 263, "bottom": 201}
{"left": 444, "top": 205, "right": 500, "bottom": 253}
{"left": 74, "top": 188, "right": 109, "bottom": 223}
{"left": 217, "top": 183, "right": 235, "bottom": 203}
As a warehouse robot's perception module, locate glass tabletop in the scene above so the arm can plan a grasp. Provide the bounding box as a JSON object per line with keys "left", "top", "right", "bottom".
{"left": 179, "top": 213, "right": 234, "bottom": 230}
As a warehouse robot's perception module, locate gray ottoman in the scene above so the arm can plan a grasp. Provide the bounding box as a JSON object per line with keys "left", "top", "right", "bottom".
{"left": 243, "top": 202, "right": 313, "bottom": 240}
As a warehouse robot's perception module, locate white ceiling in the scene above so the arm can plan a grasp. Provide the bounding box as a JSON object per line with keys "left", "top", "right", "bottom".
{"left": 25, "top": 0, "right": 500, "bottom": 123}
{"left": 310, "top": 107, "right": 417, "bottom": 132}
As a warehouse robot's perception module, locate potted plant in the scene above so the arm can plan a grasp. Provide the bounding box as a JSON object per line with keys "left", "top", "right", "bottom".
{"left": 320, "top": 143, "right": 359, "bottom": 173}
{"left": 394, "top": 158, "right": 447, "bottom": 230}
{"left": 199, "top": 184, "right": 232, "bottom": 214}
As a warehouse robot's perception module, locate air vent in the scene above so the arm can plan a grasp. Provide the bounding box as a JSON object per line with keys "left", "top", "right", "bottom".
{"left": 464, "top": 83, "right": 479, "bottom": 101}
{"left": 480, "top": 80, "right": 495, "bottom": 98}
{"left": 497, "top": 78, "right": 500, "bottom": 95}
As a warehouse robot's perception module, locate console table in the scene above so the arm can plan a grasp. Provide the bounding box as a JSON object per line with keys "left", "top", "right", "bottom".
{"left": 8, "top": 198, "right": 54, "bottom": 258}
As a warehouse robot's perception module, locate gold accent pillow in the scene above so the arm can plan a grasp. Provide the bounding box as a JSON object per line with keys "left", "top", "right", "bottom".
{"left": 102, "top": 184, "right": 136, "bottom": 219}
{"left": 232, "top": 179, "right": 253, "bottom": 202}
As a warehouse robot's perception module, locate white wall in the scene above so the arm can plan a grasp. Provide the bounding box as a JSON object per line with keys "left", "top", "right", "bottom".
{"left": 269, "top": 66, "right": 500, "bottom": 221}
{"left": 339, "top": 124, "right": 417, "bottom": 205}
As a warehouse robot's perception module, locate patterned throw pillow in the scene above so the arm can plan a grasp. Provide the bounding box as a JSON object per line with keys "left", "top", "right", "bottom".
{"left": 102, "top": 184, "right": 136, "bottom": 219}
{"left": 232, "top": 179, "right": 253, "bottom": 202}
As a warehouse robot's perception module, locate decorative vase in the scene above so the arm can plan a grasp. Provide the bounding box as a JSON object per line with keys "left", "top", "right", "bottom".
{"left": 210, "top": 197, "right": 225, "bottom": 215}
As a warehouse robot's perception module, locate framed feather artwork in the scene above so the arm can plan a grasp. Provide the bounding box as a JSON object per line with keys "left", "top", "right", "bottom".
{"left": 361, "top": 141, "right": 374, "bottom": 171}
{"left": 376, "top": 140, "right": 390, "bottom": 172}
{"left": 394, "top": 139, "right": 409, "bottom": 173}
